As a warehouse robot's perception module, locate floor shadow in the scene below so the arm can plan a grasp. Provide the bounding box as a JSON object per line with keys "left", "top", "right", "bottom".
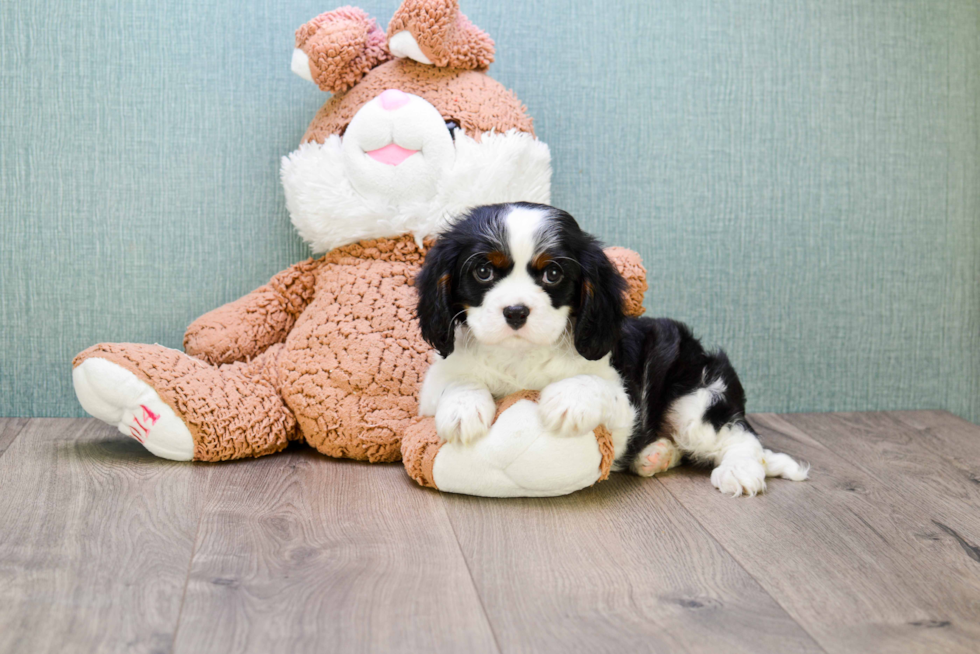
{"left": 439, "top": 470, "right": 653, "bottom": 509}
{"left": 64, "top": 435, "right": 163, "bottom": 464}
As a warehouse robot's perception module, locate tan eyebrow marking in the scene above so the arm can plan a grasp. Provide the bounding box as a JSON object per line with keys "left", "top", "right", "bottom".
{"left": 532, "top": 252, "right": 553, "bottom": 270}
{"left": 486, "top": 251, "right": 510, "bottom": 268}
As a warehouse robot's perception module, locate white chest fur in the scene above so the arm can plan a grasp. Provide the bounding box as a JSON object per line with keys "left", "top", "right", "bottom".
{"left": 419, "top": 327, "right": 622, "bottom": 413}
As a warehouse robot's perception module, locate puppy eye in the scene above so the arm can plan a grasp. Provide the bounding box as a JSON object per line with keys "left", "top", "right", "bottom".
{"left": 542, "top": 264, "right": 563, "bottom": 285}
{"left": 473, "top": 263, "right": 495, "bottom": 282}
{"left": 445, "top": 120, "right": 459, "bottom": 141}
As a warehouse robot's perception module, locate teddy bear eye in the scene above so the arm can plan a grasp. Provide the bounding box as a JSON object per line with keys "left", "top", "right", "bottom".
{"left": 473, "top": 263, "right": 495, "bottom": 282}
{"left": 542, "top": 264, "right": 563, "bottom": 285}
{"left": 445, "top": 120, "right": 459, "bottom": 140}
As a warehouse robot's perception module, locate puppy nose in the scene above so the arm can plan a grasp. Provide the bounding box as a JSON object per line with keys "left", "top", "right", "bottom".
{"left": 378, "top": 89, "right": 410, "bottom": 111}
{"left": 503, "top": 305, "right": 530, "bottom": 329}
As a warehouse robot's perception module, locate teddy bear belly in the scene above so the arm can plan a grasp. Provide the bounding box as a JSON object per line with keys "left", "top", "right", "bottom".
{"left": 278, "top": 254, "right": 430, "bottom": 462}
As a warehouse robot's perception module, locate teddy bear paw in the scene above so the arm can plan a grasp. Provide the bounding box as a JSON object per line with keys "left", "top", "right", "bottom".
{"left": 73, "top": 358, "right": 194, "bottom": 461}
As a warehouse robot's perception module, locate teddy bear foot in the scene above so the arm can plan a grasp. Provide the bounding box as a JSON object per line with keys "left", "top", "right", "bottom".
{"left": 73, "top": 357, "right": 194, "bottom": 461}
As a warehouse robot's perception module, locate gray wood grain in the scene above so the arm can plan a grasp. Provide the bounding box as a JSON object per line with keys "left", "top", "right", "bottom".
{"left": 656, "top": 412, "right": 980, "bottom": 654}
{"left": 891, "top": 410, "right": 980, "bottom": 492}
{"left": 7, "top": 414, "right": 980, "bottom": 653}
{"left": 0, "top": 417, "right": 29, "bottom": 458}
{"left": 442, "top": 472, "right": 824, "bottom": 654}
{"left": 784, "top": 411, "right": 980, "bottom": 532}
{"left": 171, "top": 450, "right": 498, "bottom": 654}
{"left": 0, "top": 419, "right": 209, "bottom": 654}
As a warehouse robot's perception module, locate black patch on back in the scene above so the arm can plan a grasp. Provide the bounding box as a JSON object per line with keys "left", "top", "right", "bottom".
{"left": 612, "top": 317, "right": 754, "bottom": 465}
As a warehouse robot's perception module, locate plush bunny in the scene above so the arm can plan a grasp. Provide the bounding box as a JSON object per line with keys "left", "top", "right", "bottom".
{"left": 72, "top": 0, "right": 649, "bottom": 496}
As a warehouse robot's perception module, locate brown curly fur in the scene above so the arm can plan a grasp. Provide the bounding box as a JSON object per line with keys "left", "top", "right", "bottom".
{"left": 386, "top": 0, "right": 495, "bottom": 69}
{"left": 302, "top": 59, "right": 534, "bottom": 144}
{"left": 295, "top": 7, "right": 392, "bottom": 93}
{"left": 72, "top": 2, "right": 647, "bottom": 472}
{"left": 74, "top": 240, "right": 645, "bottom": 463}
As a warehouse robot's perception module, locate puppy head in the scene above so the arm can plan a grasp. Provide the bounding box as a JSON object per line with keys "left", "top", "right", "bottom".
{"left": 416, "top": 203, "right": 626, "bottom": 359}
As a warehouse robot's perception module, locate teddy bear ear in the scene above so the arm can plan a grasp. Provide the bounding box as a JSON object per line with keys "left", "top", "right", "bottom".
{"left": 386, "top": 0, "right": 495, "bottom": 70}
{"left": 292, "top": 7, "right": 392, "bottom": 93}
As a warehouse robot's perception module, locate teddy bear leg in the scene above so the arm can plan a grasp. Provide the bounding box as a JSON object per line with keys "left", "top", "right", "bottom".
{"left": 73, "top": 354, "right": 195, "bottom": 460}
{"left": 73, "top": 343, "right": 297, "bottom": 461}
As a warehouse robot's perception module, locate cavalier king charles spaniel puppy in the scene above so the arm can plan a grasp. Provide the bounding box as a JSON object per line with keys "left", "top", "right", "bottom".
{"left": 415, "top": 202, "right": 808, "bottom": 495}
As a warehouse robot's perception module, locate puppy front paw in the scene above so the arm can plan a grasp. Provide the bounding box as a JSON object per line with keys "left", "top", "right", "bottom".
{"left": 710, "top": 458, "right": 767, "bottom": 497}
{"left": 538, "top": 377, "right": 605, "bottom": 437}
{"left": 435, "top": 387, "right": 496, "bottom": 445}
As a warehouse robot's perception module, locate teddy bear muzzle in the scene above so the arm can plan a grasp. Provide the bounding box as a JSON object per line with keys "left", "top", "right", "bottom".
{"left": 341, "top": 90, "right": 456, "bottom": 203}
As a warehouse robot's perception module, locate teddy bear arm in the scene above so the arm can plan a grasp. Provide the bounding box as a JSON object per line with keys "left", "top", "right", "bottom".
{"left": 402, "top": 392, "right": 616, "bottom": 497}
{"left": 183, "top": 258, "right": 321, "bottom": 365}
{"left": 604, "top": 246, "right": 648, "bottom": 318}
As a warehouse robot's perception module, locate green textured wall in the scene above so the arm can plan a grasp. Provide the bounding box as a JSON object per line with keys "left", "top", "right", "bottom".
{"left": 1, "top": 1, "right": 978, "bottom": 421}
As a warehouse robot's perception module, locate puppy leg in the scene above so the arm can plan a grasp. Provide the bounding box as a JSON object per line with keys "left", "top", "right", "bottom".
{"left": 539, "top": 375, "right": 635, "bottom": 440}
{"left": 666, "top": 380, "right": 808, "bottom": 496}
{"left": 434, "top": 383, "right": 497, "bottom": 445}
{"left": 632, "top": 438, "right": 682, "bottom": 477}
{"left": 707, "top": 425, "right": 770, "bottom": 496}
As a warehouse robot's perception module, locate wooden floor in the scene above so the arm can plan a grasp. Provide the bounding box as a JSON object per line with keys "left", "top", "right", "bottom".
{"left": 1, "top": 412, "right": 979, "bottom": 653}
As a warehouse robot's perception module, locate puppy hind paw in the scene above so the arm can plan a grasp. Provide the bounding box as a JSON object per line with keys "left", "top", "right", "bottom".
{"left": 632, "top": 439, "right": 682, "bottom": 477}
{"left": 710, "top": 458, "right": 767, "bottom": 497}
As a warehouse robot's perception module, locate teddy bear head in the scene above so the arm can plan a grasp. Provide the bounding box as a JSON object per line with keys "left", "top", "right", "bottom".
{"left": 281, "top": 0, "right": 552, "bottom": 254}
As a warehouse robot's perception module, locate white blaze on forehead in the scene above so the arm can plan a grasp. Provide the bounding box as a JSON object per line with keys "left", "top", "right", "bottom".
{"left": 462, "top": 203, "right": 568, "bottom": 349}
{"left": 503, "top": 205, "right": 554, "bottom": 270}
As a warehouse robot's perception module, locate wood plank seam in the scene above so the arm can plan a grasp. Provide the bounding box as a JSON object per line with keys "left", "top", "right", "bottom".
{"left": 652, "top": 415, "right": 980, "bottom": 651}
{"left": 441, "top": 473, "right": 827, "bottom": 653}
{"left": 437, "top": 497, "right": 504, "bottom": 654}
{"left": 0, "top": 418, "right": 31, "bottom": 460}
{"left": 0, "top": 419, "right": 208, "bottom": 652}
{"left": 782, "top": 412, "right": 980, "bottom": 541}
{"left": 892, "top": 411, "right": 980, "bottom": 487}
{"left": 170, "top": 467, "right": 211, "bottom": 654}
{"left": 651, "top": 476, "right": 832, "bottom": 654}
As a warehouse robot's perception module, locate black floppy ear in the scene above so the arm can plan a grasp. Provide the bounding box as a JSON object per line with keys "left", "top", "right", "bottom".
{"left": 574, "top": 241, "right": 627, "bottom": 360}
{"left": 415, "top": 240, "right": 460, "bottom": 358}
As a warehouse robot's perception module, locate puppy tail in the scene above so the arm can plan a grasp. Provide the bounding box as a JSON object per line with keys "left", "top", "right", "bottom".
{"left": 763, "top": 449, "right": 810, "bottom": 481}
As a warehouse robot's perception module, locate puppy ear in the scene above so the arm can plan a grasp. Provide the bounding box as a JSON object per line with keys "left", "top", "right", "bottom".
{"left": 574, "top": 242, "right": 627, "bottom": 361}
{"left": 415, "top": 241, "right": 460, "bottom": 358}
{"left": 387, "top": 0, "right": 495, "bottom": 69}
{"left": 294, "top": 7, "right": 392, "bottom": 93}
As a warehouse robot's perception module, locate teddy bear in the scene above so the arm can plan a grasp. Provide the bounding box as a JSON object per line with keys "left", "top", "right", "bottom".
{"left": 71, "top": 0, "right": 650, "bottom": 497}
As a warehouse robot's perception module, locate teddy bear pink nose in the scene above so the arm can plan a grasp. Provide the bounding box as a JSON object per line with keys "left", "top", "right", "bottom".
{"left": 379, "top": 89, "right": 410, "bottom": 111}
